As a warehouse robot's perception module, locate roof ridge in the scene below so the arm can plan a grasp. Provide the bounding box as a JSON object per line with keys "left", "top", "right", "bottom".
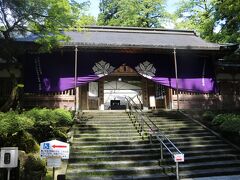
{"left": 78, "top": 26, "right": 197, "bottom": 36}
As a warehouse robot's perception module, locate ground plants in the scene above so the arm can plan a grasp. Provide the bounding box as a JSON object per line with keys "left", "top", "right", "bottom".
{"left": 0, "top": 108, "right": 73, "bottom": 151}
{"left": 202, "top": 111, "right": 216, "bottom": 122}
{"left": 0, "top": 108, "right": 73, "bottom": 179}
{"left": 211, "top": 113, "right": 240, "bottom": 146}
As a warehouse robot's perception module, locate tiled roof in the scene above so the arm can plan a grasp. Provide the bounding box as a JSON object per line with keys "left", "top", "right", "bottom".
{"left": 64, "top": 26, "right": 221, "bottom": 50}
{"left": 19, "top": 26, "right": 222, "bottom": 50}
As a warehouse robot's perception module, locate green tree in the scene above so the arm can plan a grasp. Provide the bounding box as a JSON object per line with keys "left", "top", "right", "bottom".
{"left": 213, "top": 0, "right": 240, "bottom": 43}
{"left": 174, "top": 0, "right": 240, "bottom": 44}
{"left": 0, "top": 0, "right": 93, "bottom": 52}
{"left": 0, "top": 0, "right": 94, "bottom": 111}
{"left": 98, "top": 0, "right": 168, "bottom": 28}
{"left": 174, "top": 0, "right": 216, "bottom": 41}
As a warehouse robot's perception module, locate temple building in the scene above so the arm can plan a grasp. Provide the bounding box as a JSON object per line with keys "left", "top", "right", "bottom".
{"left": 1, "top": 26, "right": 239, "bottom": 110}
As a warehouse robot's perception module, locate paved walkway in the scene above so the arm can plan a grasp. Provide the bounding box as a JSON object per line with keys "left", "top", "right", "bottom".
{"left": 183, "top": 175, "right": 240, "bottom": 180}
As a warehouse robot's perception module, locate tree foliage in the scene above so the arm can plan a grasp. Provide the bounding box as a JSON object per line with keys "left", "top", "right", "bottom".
{"left": 98, "top": 0, "right": 168, "bottom": 28}
{"left": 214, "top": 0, "right": 240, "bottom": 43}
{"left": 174, "top": 0, "right": 240, "bottom": 44}
{"left": 0, "top": 0, "right": 95, "bottom": 111}
{"left": 0, "top": 0, "right": 93, "bottom": 55}
{"left": 174, "top": 0, "right": 216, "bottom": 41}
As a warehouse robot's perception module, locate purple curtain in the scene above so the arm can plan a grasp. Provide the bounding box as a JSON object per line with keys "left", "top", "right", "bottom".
{"left": 24, "top": 51, "right": 216, "bottom": 93}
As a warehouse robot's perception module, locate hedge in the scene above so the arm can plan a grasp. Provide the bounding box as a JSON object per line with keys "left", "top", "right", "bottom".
{"left": 212, "top": 114, "right": 237, "bottom": 126}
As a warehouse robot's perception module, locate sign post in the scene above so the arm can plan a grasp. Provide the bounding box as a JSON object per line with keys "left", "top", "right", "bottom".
{"left": 40, "top": 140, "right": 69, "bottom": 180}
{"left": 0, "top": 147, "right": 19, "bottom": 180}
{"left": 174, "top": 153, "right": 184, "bottom": 180}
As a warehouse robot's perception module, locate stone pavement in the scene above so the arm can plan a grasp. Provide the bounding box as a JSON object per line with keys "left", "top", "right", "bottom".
{"left": 183, "top": 175, "right": 240, "bottom": 180}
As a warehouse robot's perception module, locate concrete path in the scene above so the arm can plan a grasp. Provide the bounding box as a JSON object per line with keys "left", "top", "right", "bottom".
{"left": 183, "top": 175, "right": 240, "bottom": 180}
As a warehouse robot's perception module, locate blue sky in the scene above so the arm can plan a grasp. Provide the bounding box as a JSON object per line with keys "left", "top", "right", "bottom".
{"left": 87, "top": 0, "right": 179, "bottom": 18}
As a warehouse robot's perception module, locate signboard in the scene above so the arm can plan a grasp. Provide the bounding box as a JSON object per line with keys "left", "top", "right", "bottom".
{"left": 174, "top": 154, "right": 184, "bottom": 162}
{"left": 0, "top": 147, "right": 18, "bottom": 168}
{"left": 40, "top": 140, "right": 69, "bottom": 159}
{"left": 156, "top": 84, "right": 166, "bottom": 100}
{"left": 47, "top": 157, "right": 62, "bottom": 168}
{"left": 89, "top": 82, "right": 98, "bottom": 97}
{"left": 149, "top": 96, "right": 156, "bottom": 108}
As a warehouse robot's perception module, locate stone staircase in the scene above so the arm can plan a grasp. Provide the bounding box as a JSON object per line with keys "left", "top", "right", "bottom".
{"left": 66, "top": 110, "right": 240, "bottom": 180}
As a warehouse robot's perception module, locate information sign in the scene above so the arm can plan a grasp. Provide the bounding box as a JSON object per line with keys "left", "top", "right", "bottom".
{"left": 174, "top": 154, "right": 184, "bottom": 162}
{"left": 40, "top": 140, "right": 69, "bottom": 159}
{"left": 47, "top": 157, "right": 62, "bottom": 168}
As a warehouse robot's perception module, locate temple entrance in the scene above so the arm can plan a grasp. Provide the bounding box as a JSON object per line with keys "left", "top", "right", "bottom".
{"left": 103, "top": 79, "right": 142, "bottom": 110}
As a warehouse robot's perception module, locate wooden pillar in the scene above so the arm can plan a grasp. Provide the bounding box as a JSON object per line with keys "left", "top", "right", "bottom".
{"left": 80, "top": 84, "right": 88, "bottom": 110}
{"left": 74, "top": 46, "right": 78, "bottom": 112}
{"left": 76, "top": 87, "right": 80, "bottom": 111}
{"left": 173, "top": 48, "right": 179, "bottom": 110}
{"left": 141, "top": 77, "right": 149, "bottom": 109}
{"left": 165, "top": 88, "right": 173, "bottom": 110}
{"left": 98, "top": 80, "right": 104, "bottom": 110}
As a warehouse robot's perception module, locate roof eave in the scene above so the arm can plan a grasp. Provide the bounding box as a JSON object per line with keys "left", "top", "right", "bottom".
{"left": 61, "top": 42, "right": 221, "bottom": 51}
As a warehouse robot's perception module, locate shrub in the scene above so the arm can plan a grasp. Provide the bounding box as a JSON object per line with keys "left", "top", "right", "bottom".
{"left": 53, "top": 128, "right": 68, "bottom": 141}
{"left": 202, "top": 111, "right": 216, "bottom": 122}
{"left": 220, "top": 117, "right": 240, "bottom": 134}
{"left": 0, "top": 111, "right": 34, "bottom": 135}
{"left": 9, "top": 131, "right": 40, "bottom": 153}
{"left": 53, "top": 108, "right": 73, "bottom": 126}
{"left": 24, "top": 108, "right": 56, "bottom": 126}
{"left": 212, "top": 114, "right": 236, "bottom": 126}
{"left": 22, "top": 154, "right": 47, "bottom": 180}
{"left": 25, "top": 108, "right": 73, "bottom": 127}
{"left": 25, "top": 108, "right": 72, "bottom": 143}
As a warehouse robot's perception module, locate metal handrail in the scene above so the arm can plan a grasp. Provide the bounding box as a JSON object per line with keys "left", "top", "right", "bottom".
{"left": 125, "top": 96, "right": 184, "bottom": 180}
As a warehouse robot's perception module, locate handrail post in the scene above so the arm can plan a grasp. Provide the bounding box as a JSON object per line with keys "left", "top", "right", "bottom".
{"left": 149, "top": 133, "right": 152, "bottom": 144}
{"left": 160, "top": 143, "right": 163, "bottom": 160}
{"left": 176, "top": 162, "right": 179, "bottom": 180}
{"left": 141, "top": 115, "right": 144, "bottom": 136}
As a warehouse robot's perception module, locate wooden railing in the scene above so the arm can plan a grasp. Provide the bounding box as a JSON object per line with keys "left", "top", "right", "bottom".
{"left": 171, "top": 89, "right": 240, "bottom": 110}
{"left": 23, "top": 89, "right": 75, "bottom": 109}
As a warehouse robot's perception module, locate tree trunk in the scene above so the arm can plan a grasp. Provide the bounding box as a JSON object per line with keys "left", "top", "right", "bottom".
{"left": 0, "top": 85, "right": 19, "bottom": 112}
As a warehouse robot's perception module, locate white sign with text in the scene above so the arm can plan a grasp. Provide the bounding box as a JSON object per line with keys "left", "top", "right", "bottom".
{"left": 40, "top": 140, "right": 69, "bottom": 159}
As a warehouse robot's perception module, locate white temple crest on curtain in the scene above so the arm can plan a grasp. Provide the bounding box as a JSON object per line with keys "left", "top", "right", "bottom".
{"left": 92, "top": 60, "right": 115, "bottom": 77}
{"left": 135, "top": 61, "right": 156, "bottom": 79}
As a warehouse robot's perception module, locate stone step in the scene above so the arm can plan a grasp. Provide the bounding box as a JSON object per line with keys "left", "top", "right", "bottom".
{"left": 71, "top": 143, "right": 229, "bottom": 152}
{"left": 72, "top": 135, "right": 217, "bottom": 144}
{"left": 82, "top": 115, "right": 129, "bottom": 118}
{"left": 68, "top": 159, "right": 158, "bottom": 169}
{"left": 75, "top": 125, "right": 135, "bottom": 129}
{"left": 72, "top": 138, "right": 225, "bottom": 146}
{"left": 68, "top": 159, "right": 240, "bottom": 172}
{"left": 156, "top": 126, "right": 205, "bottom": 131}
{"left": 66, "top": 173, "right": 171, "bottom": 180}
{"left": 134, "top": 123, "right": 202, "bottom": 129}
{"left": 67, "top": 161, "right": 240, "bottom": 179}
{"left": 67, "top": 164, "right": 240, "bottom": 178}
{"left": 70, "top": 147, "right": 237, "bottom": 157}
{"left": 69, "top": 153, "right": 161, "bottom": 163}
{"left": 77, "top": 121, "right": 134, "bottom": 125}
{"left": 81, "top": 119, "right": 131, "bottom": 122}
{"left": 73, "top": 132, "right": 140, "bottom": 137}
{"left": 73, "top": 129, "right": 211, "bottom": 135}
{"left": 179, "top": 167, "right": 240, "bottom": 179}
{"left": 66, "top": 165, "right": 170, "bottom": 177}
{"left": 74, "top": 126, "right": 136, "bottom": 130}
{"left": 71, "top": 132, "right": 213, "bottom": 140}
{"left": 180, "top": 160, "right": 240, "bottom": 171}
{"left": 69, "top": 153, "right": 240, "bottom": 164}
